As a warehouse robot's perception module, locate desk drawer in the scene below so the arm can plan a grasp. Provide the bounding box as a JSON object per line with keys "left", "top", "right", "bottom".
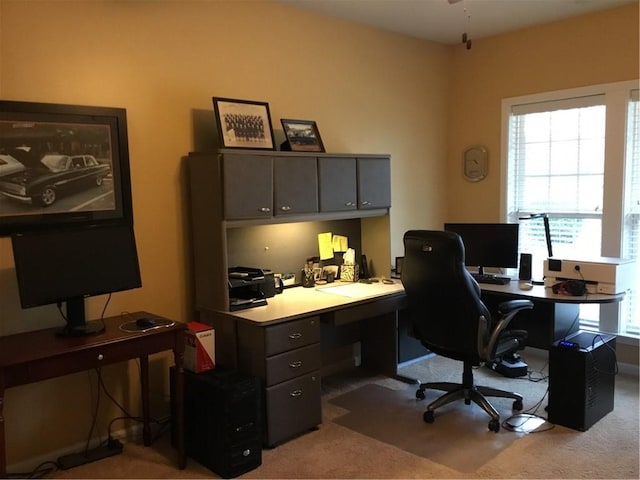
{"left": 265, "top": 343, "right": 320, "bottom": 386}
{"left": 263, "top": 316, "right": 320, "bottom": 356}
{"left": 264, "top": 371, "right": 321, "bottom": 446}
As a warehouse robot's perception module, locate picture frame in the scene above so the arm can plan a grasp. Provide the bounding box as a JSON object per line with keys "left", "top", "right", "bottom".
{"left": 0, "top": 100, "right": 133, "bottom": 236}
{"left": 212, "top": 97, "right": 275, "bottom": 150}
{"left": 280, "top": 119, "right": 325, "bottom": 152}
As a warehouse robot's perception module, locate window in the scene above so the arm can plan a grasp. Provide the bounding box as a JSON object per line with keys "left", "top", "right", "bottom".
{"left": 502, "top": 81, "right": 640, "bottom": 339}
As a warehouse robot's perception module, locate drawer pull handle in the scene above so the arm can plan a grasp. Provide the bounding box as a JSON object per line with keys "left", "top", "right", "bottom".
{"left": 290, "top": 389, "right": 303, "bottom": 397}
{"left": 288, "top": 332, "right": 302, "bottom": 340}
{"left": 361, "top": 200, "right": 370, "bottom": 206}
{"left": 280, "top": 205, "right": 291, "bottom": 211}
{"left": 289, "top": 360, "right": 303, "bottom": 368}
{"left": 259, "top": 207, "right": 271, "bottom": 213}
{"left": 344, "top": 201, "right": 354, "bottom": 207}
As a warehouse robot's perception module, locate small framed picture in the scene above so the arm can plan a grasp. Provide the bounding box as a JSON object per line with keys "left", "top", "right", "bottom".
{"left": 212, "top": 97, "right": 275, "bottom": 150}
{"left": 280, "top": 119, "right": 325, "bottom": 152}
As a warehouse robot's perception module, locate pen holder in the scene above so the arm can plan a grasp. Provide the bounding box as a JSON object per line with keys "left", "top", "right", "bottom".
{"left": 340, "top": 264, "right": 359, "bottom": 282}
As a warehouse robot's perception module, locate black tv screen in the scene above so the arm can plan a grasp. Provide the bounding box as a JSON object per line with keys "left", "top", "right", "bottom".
{"left": 444, "top": 223, "right": 519, "bottom": 273}
{"left": 11, "top": 224, "right": 142, "bottom": 335}
{"left": 0, "top": 101, "right": 133, "bottom": 236}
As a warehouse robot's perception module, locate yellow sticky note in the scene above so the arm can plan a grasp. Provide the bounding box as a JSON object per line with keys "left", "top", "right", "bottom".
{"left": 332, "top": 235, "right": 348, "bottom": 252}
{"left": 318, "top": 232, "right": 334, "bottom": 260}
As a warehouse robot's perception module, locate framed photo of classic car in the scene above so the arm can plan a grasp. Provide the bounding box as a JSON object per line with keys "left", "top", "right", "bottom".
{"left": 280, "top": 119, "right": 325, "bottom": 152}
{"left": 0, "top": 101, "right": 133, "bottom": 236}
{"left": 212, "top": 97, "right": 275, "bottom": 150}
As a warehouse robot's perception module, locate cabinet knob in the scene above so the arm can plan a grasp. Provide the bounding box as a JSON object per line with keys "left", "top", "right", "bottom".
{"left": 97, "top": 354, "right": 104, "bottom": 361}
{"left": 280, "top": 205, "right": 292, "bottom": 211}
{"left": 259, "top": 207, "right": 271, "bottom": 213}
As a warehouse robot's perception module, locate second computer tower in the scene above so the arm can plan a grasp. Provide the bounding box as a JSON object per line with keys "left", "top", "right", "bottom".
{"left": 548, "top": 331, "right": 616, "bottom": 431}
{"left": 173, "top": 367, "right": 262, "bottom": 478}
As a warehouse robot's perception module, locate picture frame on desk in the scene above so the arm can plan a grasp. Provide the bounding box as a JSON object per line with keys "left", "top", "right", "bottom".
{"left": 212, "top": 97, "right": 275, "bottom": 150}
{"left": 280, "top": 119, "right": 325, "bottom": 152}
{"left": 0, "top": 100, "right": 133, "bottom": 236}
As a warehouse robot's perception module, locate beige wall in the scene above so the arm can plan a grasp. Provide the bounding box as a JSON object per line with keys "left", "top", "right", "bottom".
{"left": 0, "top": 0, "right": 449, "bottom": 465}
{"left": 446, "top": 4, "right": 639, "bottom": 222}
{"left": 0, "top": 0, "right": 637, "bottom": 468}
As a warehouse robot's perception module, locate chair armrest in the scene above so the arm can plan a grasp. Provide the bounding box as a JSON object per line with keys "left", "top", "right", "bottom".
{"left": 480, "top": 299, "right": 533, "bottom": 361}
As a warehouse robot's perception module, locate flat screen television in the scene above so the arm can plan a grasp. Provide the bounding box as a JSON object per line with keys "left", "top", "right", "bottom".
{"left": 444, "top": 223, "right": 519, "bottom": 275}
{"left": 0, "top": 100, "right": 133, "bottom": 236}
{"left": 11, "top": 224, "right": 142, "bottom": 336}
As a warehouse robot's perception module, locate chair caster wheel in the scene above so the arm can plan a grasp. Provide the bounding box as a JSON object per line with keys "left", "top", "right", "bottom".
{"left": 513, "top": 399, "right": 523, "bottom": 411}
{"left": 416, "top": 389, "right": 426, "bottom": 400}
{"left": 489, "top": 419, "right": 500, "bottom": 432}
{"left": 423, "top": 410, "right": 435, "bottom": 423}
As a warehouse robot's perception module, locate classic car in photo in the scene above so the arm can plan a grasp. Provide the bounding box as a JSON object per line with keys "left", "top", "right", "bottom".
{"left": 0, "top": 153, "right": 111, "bottom": 207}
{"left": 0, "top": 154, "right": 26, "bottom": 178}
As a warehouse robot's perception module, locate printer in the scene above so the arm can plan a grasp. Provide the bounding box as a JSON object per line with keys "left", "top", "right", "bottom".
{"left": 228, "top": 267, "right": 276, "bottom": 311}
{"left": 543, "top": 257, "right": 635, "bottom": 294}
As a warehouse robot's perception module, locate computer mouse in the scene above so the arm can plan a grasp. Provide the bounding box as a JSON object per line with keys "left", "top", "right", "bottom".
{"left": 136, "top": 317, "right": 157, "bottom": 328}
{"left": 518, "top": 282, "right": 534, "bottom": 291}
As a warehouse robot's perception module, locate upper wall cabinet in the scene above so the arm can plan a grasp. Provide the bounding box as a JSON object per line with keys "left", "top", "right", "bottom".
{"left": 196, "top": 149, "right": 390, "bottom": 225}
{"left": 318, "top": 157, "right": 357, "bottom": 212}
{"left": 223, "top": 154, "right": 273, "bottom": 220}
{"left": 274, "top": 156, "right": 319, "bottom": 216}
{"left": 357, "top": 157, "right": 391, "bottom": 209}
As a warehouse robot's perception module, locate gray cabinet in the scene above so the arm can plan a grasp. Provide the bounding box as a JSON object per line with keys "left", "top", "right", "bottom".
{"left": 358, "top": 156, "right": 391, "bottom": 209}
{"left": 223, "top": 154, "right": 273, "bottom": 220}
{"left": 274, "top": 156, "right": 318, "bottom": 216}
{"left": 318, "top": 156, "right": 358, "bottom": 212}
{"left": 237, "top": 316, "right": 322, "bottom": 446}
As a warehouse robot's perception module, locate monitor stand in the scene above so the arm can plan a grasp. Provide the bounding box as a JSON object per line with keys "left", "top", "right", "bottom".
{"left": 56, "top": 297, "right": 105, "bottom": 337}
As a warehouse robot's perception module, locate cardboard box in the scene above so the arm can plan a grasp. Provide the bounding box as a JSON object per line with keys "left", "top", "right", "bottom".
{"left": 184, "top": 322, "right": 215, "bottom": 373}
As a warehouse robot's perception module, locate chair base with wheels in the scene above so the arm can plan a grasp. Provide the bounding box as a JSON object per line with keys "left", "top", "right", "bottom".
{"left": 416, "top": 361, "right": 524, "bottom": 432}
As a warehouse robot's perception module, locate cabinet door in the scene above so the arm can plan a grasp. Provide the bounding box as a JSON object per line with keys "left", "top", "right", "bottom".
{"left": 317, "top": 157, "right": 357, "bottom": 212}
{"left": 223, "top": 154, "right": 273, "bottom": 219}
{"left": 274, "top": 156, "right": 318, "bottom": 216}
{"left": 357, "top": 156, "right": 391, "bottom": 209}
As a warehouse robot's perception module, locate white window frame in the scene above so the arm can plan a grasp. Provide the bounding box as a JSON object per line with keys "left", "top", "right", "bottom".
{"left": 501, "top": 80, "right": 639, "bottom": 341}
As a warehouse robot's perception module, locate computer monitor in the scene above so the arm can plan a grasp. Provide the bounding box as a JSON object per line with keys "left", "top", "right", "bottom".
{"left": 444, "top": 223, "right": 519, "bottom": 275}
{"left": 11, "top": 223, "right": 142, "bottom": 336}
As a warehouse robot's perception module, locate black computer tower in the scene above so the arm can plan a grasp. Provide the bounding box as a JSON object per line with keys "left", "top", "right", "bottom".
{"left": 172, "top": 367, "right": 262, "bottom": 478}
{"left": 548, "top": 331, "right": 616, "bottom": 431}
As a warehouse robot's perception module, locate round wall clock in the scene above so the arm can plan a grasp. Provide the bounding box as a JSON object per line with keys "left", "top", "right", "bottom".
{"left": 463, "top": 145, "right": 488, "bottom": 182}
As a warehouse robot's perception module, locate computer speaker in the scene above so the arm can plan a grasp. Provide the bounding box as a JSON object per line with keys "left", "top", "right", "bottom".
{"left": 518, "top": 253, "right": 532, "bottom": 281}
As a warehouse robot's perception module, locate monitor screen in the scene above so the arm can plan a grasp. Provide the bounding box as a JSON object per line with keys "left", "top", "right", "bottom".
{"left": 444, "top": 223, "right": 519, "bottom": 273}
{"left": 11, "top": 223, "right": 142, "bottom": 335}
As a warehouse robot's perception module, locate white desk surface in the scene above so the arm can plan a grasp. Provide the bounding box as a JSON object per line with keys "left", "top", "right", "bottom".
{"left": 222, "top": 279, "right": 622, "bottom": 325}
{"left": 480, "top": 280, "right": 623, "bottom": 304}
{"left": 224, "top": 280, "right": 405, "bottom": 325}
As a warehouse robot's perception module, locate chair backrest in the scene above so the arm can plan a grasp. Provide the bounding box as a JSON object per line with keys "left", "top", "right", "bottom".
{"left": 402, "top": 230, "right": 491, "bottom": 363}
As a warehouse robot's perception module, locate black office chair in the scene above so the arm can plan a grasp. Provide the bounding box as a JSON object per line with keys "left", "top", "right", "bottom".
{"left": 402, "top": 230, "right": 533, "bottom": 432}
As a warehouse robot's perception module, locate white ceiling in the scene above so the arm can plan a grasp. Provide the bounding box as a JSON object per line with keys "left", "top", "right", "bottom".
{"left": 278, "top": 0, "right": 637, "bottom": 45}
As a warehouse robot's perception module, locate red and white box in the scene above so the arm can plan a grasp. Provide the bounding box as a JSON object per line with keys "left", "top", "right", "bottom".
{"left": 184, "top": 321, "right": 215, "bottom": 373}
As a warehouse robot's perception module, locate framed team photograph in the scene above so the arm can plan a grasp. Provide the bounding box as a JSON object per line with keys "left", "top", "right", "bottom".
{"left": 280, "top": 119, "right": 325, "bottom": 152}
{"left": 212, "top": 97, "right": 275, "bottom": 150}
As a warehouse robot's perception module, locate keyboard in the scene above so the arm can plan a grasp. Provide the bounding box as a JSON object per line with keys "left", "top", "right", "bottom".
{"left": 471, "top": 273, "right": 511, "bottom": 285}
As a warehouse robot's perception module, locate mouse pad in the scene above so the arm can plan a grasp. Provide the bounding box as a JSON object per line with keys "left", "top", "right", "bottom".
{"left": 328, "top": 383, "right": 522, "bottom": 472}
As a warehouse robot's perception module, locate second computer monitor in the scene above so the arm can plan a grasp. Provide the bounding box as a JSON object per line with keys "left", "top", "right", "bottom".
{"left": 444, "top": 223, "right": 519, "bottom": 275}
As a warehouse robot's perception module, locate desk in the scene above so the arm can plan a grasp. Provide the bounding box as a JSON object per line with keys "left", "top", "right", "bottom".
{"left": 201, "top": 281, "right": 406, "bottom": 446}
{"left": 0, "top": 311, "right": 186, "bottom": 478}
{"left": 480, "top": 282, "right": 622, "bottom": 349}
